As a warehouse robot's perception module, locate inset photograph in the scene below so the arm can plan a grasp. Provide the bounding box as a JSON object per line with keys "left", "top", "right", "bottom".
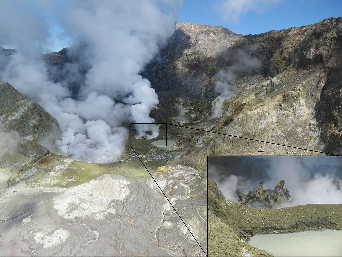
{"left": 208, "top": 156, "right": 342, "bottom": 257}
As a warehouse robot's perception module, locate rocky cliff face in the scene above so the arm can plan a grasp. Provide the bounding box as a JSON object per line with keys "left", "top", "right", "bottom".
{"left": 143, "top": 19, "right": 342, "bottom": 256}
{"left": 145, "top": 18, "right": 342, "bottom": 94}
{"left": 0, "top": 81, "right": 60, "bottom": 176}
{"left": 41, "top": 18, "right": 342, "bottom": 158}
{"left": 142, "top": 22, "right": 240, "bottom": 93}
{"left": 140, "top": 18, "right": 342, "bottom": 170}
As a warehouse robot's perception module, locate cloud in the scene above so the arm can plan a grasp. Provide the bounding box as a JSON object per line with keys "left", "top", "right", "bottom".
{"left": 213, "top": 0, "right": 282, "bottom": 23}
{"left": 0, "top": 0, "right": 182, "bottom": 163}
{"left": 0, "top": 0, "right": 63, "bottom": 55}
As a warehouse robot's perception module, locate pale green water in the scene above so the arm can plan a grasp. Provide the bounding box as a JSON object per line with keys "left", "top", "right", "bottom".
{"left": 249, "top": 230, "right": 342, "bottom": 256}
{"left": 151, "top": 139, "right": 175, "bottom": 150}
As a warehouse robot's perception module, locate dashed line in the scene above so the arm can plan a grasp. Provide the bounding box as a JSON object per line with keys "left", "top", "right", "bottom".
{"left": 168, "top": 123, "right": 341, "bottom": 156}
{"left": 130, "top": 146, "right": 207, "bottom": 256}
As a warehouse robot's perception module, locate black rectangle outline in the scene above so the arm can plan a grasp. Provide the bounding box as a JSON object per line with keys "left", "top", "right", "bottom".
{"left": 130, "top": 122, "right": 168, "bottom": 146}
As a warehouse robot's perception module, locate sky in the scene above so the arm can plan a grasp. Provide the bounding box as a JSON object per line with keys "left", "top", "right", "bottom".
{"left": 177, "top": 0, "right": 342, "bottom": 35}
{"left": 0, "top": 0, "right": 340, "bottom": 52}
{"left": 38, "top": 0, "right": 342, "bottom": 51}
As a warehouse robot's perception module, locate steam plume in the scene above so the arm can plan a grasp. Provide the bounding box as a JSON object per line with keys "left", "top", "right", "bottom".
{"left": 209, "top": 156, "right": 342, "bottom": 207}
{"left": 0, "top": 0, "right": 182, "bottom": 163}
{"left": 265, "top": 157, "right": 342, "bottom": 207}
{"left": 0, "top": 131, "right": 21, "bottom": 162}
{"left": 212, "top": 51, "right": 260, "bottom": 118}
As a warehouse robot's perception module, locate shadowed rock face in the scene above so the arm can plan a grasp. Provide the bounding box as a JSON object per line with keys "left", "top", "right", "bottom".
{"left": 142, "top": 22, "right": 240, "bottom": 94}
{"left": 141, "top": 17, "right": 342, "bottom": 170}
{"left": 41, "top": 18, "right": 342, "bottom": 156}
{"left": 0, "top": 81, "right": 60, "bottom": 176}
{"left": 238, "top": 180, "right": 291, "bottom": 209}
{"left": 0, "top": 82, "right": 60, "bottom": 140}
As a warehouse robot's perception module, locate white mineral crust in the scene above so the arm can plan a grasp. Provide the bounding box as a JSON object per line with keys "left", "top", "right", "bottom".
{"left": 53, "top": 175, "right": 130, "bottom": 219}
{"left": 34, "top": 228, "right": 70, "bottom": 248}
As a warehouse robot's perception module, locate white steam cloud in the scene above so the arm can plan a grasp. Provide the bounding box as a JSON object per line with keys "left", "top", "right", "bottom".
{"left": 213, "top": 0, "right": 282, "bottom": 23}
{"left": 0, "top": 131, "right": 21, "bottom": 162}
{"left": 212, "top": 51, "right": 260, "bottom": 118}
{"left": 210, "top": 156, "right": 342, "bottom": 207}
{"left": 0, "top": 0, "right": 182, "bottom": 163}
{"left": 264, "top": 157, "right": 342, "bottom": 207}
{"left": 209, "top": 165, "right": 252, "bottom": 202}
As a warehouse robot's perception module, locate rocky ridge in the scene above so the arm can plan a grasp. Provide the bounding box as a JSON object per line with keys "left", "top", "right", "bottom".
{"left": 0, "top": 81, "right": 60, "bottom": 178}
{"left": 148, "top": 18, "right": 342, "bottom": 257}
{"left": 141, "top": 17, "right": 342, "bottom": 170}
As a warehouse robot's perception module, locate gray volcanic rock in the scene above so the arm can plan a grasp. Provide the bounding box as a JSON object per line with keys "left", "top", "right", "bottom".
{"left": 142, "top": 22, "right": 241, "bottom": 94}
{"left": 142, "top": 22, "right": 243, "bottom": 124}
{"left": 238, "top": 180, "right": 291, "bottom": 209}
{"left": 0, "top": 164, "right": 207, "bottom": 256}
{"left": 0, "top": 84, "right": 207, "bottom": 256}
{"left": 0, "top": 81, "right": 60, "bottom": 175}
{"left": 143, "top": 18, "right": 342, "bottom": 169}
{"left": 0, "top": 81, "right": 60, "bottom": 140}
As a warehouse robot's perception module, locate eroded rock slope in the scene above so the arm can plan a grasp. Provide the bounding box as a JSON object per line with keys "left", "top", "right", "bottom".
{"left": 142, "top": 18, "right": 342, "bottom": 169}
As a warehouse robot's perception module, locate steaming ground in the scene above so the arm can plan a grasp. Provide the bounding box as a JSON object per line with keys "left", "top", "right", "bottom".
{"left": 211, "top": 50, "right": 261, "bottom": 118}
{"left": 0, "top": 0, "right": 182, "bottom": 163}
{"left": 0, "top": 131, "right": 20, "bottom": 161}
{"left": 209, "top": 156, "right": 342, "bottom": 207}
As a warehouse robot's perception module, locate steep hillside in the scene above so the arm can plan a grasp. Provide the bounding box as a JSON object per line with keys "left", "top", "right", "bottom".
{"left": 41, "top": 18, "right": 342, "bottom": 159}
{"left": 141, "top": 18, "right": 342, "bottom": 170}
{"left": 0, "top": 81, "right": 60, "bottom": 179}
